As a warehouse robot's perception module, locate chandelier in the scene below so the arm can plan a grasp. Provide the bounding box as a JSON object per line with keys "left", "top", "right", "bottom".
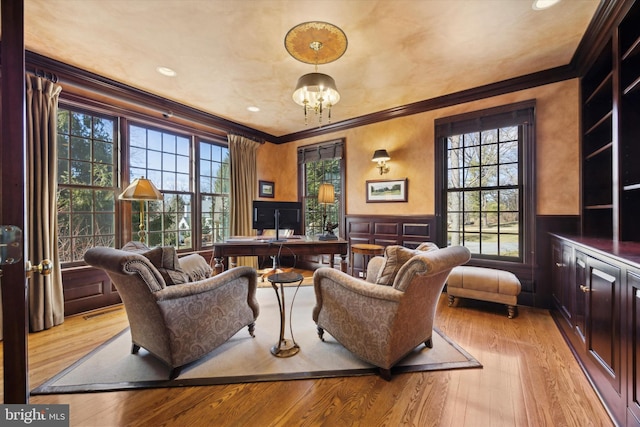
{"left": 285, "top": 22, "right": 347, "bottom": 126}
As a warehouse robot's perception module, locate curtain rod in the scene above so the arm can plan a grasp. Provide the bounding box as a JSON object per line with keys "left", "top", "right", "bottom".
{"left": 228, "top": 132, "right": 265, "bottom": 144}
{"left": 26, "top": 66, "right": 59, "bottom": 83}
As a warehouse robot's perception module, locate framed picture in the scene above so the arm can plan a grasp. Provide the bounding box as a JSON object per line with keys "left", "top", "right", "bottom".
{"left": 258, "top": 180, "right": 275, "bottom": 198}
{"left": 366, "top": 178, "right": 408, "bottom": 203}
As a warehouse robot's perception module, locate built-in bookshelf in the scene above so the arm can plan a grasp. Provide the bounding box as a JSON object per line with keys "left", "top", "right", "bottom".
{"left": 618, "top": 0, "right": 640, "bottom": 242}
{"left": 581, "top": 0, "right": 640, "bottom": 242}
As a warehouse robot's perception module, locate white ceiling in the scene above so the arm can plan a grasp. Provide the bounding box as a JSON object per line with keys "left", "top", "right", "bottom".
{"left": 20, "top": 0, "right": 600, "bottom": 137}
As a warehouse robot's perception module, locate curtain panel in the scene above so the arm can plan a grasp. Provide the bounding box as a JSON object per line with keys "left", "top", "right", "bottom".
{"left": 228, "top": 134, "right": 259, "bottom": 268}
{"left": 26, "top": 75, "right": 64, "bottom": 332}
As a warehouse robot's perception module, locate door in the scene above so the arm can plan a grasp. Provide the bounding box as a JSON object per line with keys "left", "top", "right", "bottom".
{"left": 1, "top": 0, "right": 29, "bottom": 403}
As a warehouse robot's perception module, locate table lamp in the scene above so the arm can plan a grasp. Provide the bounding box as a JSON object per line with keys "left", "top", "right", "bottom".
{"left": 118, "top": 177, "right": 163, "bottom": 244}
{"left": 318, "top": 183, "right": 338, "bottom": 240}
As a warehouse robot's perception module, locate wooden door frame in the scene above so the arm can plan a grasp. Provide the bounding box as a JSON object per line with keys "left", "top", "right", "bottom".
{"left": 1, "top": 0, "right": 29, "bottom": 403}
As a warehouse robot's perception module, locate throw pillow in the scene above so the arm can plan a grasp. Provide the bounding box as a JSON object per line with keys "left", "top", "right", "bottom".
{"left": 179, "top": 253, "right": 213, "bottom": 282}
{"left": 121, "top": 241, "right": 150, "bottom": 253}
{"left": 374, "top": 242, "right": 439, "bottom": 286}
{"left": 141, "top": 246, "right": 189, "bottom": 286}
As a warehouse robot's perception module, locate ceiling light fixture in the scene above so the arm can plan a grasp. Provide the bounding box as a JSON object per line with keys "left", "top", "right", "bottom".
{"left": 532, "top": 0, "right": 561, "bottom": 10}
{"left": 285, "top": 21, "right": 347, "bottom": 127}
{"left": 156, "top": 66, "right": 177, "bottom": 77}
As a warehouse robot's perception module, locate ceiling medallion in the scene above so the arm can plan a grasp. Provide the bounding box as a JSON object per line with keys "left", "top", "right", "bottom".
{"left": 285, "top": 22, "right": 348, "bottom": 126}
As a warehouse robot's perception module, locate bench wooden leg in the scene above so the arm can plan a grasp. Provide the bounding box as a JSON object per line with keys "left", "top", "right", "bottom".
{"left": 447, "top": 294, "right": 455, "bottom": 306}
{"left": 507, "top": 305, "right": 518, "bottom": 319}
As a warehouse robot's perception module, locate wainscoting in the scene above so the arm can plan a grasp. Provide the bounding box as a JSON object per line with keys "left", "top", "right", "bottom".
{"left": 62, "top": 267, "right": 121, "bottom": 316}
{"left": 61, "top": 215, "right": 580, "bottom": 315}
{"left": 345, "top": 215, "right": 436, "bottom": 278}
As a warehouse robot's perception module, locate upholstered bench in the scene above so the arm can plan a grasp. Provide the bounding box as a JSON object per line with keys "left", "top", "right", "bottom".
{"left": 446, "top": 266, "right": 521, "bottom": 318}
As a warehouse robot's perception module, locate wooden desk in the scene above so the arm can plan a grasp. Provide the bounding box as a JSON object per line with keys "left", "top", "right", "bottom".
{"left": 212, "top": 237, "right": 348, "bottom": 274}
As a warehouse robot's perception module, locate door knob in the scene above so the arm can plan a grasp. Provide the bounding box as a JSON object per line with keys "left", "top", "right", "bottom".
{"left": 25, "top": 259, "right": 53, "bottom": 278}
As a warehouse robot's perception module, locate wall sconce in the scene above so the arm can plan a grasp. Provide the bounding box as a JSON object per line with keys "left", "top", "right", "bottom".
{"left": 372, "top": 149, "right": 390, "bottom": 175}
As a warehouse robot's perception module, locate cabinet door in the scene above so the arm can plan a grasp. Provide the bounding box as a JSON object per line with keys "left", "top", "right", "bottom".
{"left": 628, "top": 270, "right": 640, "bottom": 424}
{"left": 551, "top": 239, "right": 575, "bottom": 325}
{"left": 587, "top": 256, "right": 622, "bottom": 394}
{"left": 551, "top": 240, "right": 572, "bottom": 325}
{"left": 575, "top": 253, "right": 587, "bottom": 343}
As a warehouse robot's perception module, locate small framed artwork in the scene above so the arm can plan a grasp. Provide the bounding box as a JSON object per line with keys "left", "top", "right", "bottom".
{"left": 366, "top": 178, "right": 408, "bottom": 203}
{"left": 259, "top": 180, "right": 275, "bottom": 198}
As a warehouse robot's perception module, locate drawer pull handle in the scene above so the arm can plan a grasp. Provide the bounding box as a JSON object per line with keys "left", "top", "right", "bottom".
{"left": 580, "top": 285, "right": 589, "bottom": 293}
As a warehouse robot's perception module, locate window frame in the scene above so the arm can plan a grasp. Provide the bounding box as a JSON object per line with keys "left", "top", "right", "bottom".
{"left": 56, "top": 100, "right": 234, "bottom": 266}
{"left": 125, "top": 121, "right": 193, "bottom": 249}
{"left": 196, "top": 137, "right": 231, "bottom": 248}
{"left": 56, "top": 105, "right": 120, "bottom": 266}
{"left": 435, "top": 100, "right": 536, "bottom": 266}
{"left": 298, "top": 139, "right": 346, "bottom": 238}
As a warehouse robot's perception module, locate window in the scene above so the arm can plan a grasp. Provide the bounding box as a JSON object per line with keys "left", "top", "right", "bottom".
{"left": 298, "top": 140, "right": 344, "bottom": 237}
{"left": 199, "top": 140, "right": 230, "bottom": 246}
{"left": 57, "top": 108, "right": 117, "bottom": 264}
{"left": 436, "top": 102, "right": 535, "bottom": 262}
{"left": 128, "top": 124, "right": 192, "bottom": 249}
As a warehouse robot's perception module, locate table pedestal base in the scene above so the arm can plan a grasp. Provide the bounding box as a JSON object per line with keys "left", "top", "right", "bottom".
{"left": 268, "top": 271, "right": 304, "bottom": 358}
{"left": 271, "top": 338, "right": 300, "bottom": 358}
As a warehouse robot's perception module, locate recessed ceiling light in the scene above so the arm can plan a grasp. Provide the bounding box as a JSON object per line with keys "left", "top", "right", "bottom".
{"left": 532, "top": 0, "right": 561, "bottom": 10}
{"left": 247, "top": 106, "right": 260, "bottom": 112}
{"left": 156, "top": 66, "right": 177, "bottom": 77}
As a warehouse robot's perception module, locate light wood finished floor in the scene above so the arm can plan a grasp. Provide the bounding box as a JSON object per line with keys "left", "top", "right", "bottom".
{"left": 2, "top": 291, "right": 613, "bottom": 426}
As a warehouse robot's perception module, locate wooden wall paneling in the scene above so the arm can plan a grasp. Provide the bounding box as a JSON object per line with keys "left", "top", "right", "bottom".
{"left": 345, "top": 215, "right": 436, "bottom": 278}
{"left": 62, "top": 268, "right": 121, "bottom": 316}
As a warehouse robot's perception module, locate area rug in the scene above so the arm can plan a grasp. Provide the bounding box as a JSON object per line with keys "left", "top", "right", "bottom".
{"left": 32, "top": 286, "right": 481, "bottom": 395}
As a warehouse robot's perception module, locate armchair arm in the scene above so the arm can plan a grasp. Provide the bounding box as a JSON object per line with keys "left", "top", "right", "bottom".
{"left": 154, "top": 266, "right": 256, "bottom": 300}
{"left": 313, "top": 267, "right": 403, "bottom": 302}
{"left": 155, "top": 265, "right": 260, "bottom": 322}
{"left": 365, "top": 256, "right": 385, "bottom": 283}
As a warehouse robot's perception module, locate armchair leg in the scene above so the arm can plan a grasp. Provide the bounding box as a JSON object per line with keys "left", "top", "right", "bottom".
{"left": 379, "top": 368, "right": 392, "bottom": 381}
{"left": 131, "top": 344, "right": 140, "bottom": 354}
{"left": 424, "top": 337, "right": 433, "bottom": 348}
{"left": 317, "top": 326, "right": 325, "bottom": 342}
{"left": 169, "top": 367, "right": 181, "bottom": 380}
{"left": 248, "top": 322, "right": 256, "bottom": 337}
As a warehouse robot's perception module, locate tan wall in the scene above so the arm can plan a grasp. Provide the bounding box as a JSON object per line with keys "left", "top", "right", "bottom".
{"left": 257, "top": 79, "right": 580, "bottom": 216}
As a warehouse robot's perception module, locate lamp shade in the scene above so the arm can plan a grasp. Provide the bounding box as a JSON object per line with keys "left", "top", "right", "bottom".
{"left": 317, "top": 183, "right": 335, "bottom": 204}
{"left": 118, "top": 177, "right": 163, "bottom": 201}
{"left": 372, "top": 149, "right": 391, "bottom": 162}
{"left": 292, "top": 73, "right": 340, "bottom": 107}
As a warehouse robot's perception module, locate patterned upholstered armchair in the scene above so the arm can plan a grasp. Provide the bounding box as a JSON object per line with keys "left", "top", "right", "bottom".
{"left": 84, "top": 246, "right": 259, "bottom": 379}
{"left": 312, "top": 244, "right": 470, "bottom": 380}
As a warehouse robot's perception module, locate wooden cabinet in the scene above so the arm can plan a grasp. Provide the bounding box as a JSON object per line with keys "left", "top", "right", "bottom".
{"left": 550, "top": 234, "right": 640, "bottom": 426}
{"left": 575, "top": 253, "right": 588, "bottom": 343}
{"left": 628, "top": 269, "right": 640, "bottom": 425}
{"left": 551, "top": 239, "right": 574, "bottom": 327}
{"left": 586, "top": 256, "right": 623, "bottom": 395}
{"left": 581, "top": 0, "right": 640, "bottom": 241}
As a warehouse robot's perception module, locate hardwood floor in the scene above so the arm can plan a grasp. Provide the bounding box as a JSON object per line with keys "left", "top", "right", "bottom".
{"left": 3, "top": 291, "right": 613, "bottom": 426}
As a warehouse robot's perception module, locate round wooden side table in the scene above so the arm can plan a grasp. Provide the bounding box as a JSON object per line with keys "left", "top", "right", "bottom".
{"left": 350, "top": 243, "right": 384, "bottom": 278}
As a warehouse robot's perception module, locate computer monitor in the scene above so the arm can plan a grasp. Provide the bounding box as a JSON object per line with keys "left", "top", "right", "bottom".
{"left": 252, "top": 200, "right": 302, "bottom": 242}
